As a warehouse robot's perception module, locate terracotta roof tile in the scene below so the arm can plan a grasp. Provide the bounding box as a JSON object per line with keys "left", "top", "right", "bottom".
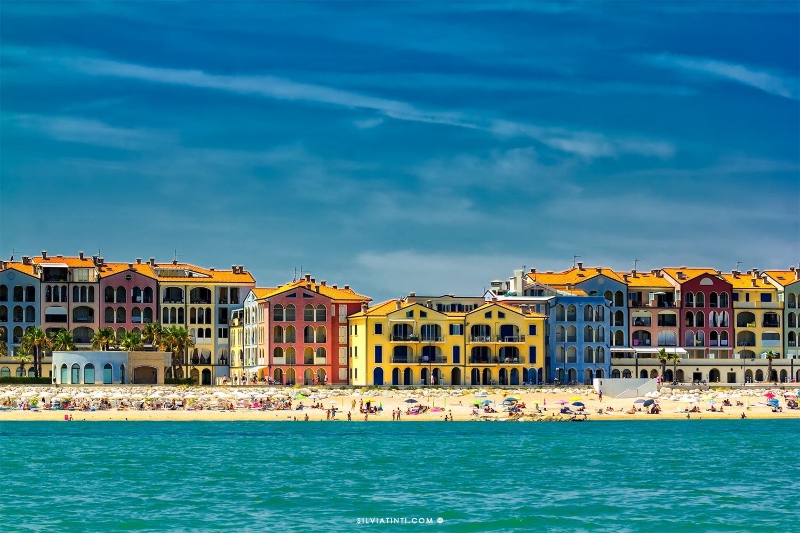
{"left": 99, "top": 262, "right": 157, "bottom": 279}
{"left": 721, "top": 273, "right": 774, "bottom": 290}
{"left": 1, "top": 262, "right": 38, "bottom": 277}
{"left": 661, "top": 267, "right": 720, "bottom": 283}
{"left": 764, "top": 270, "right": 800, "bottom": 287}
{"left": 151, "top": 262, "right": 255, "bottom": 284}
{"left": 254, "top": 279, "right": 370, "bottom": 302}
{"left": 617, "top": 271, "right": 674, "bottom": 288}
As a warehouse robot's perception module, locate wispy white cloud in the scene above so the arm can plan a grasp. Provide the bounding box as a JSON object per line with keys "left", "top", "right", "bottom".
{"left": 645, "top": 53, "right": 799, "bottom": 100}
{"left": 10, "top": 114, "right": 174, "bottom": 149}
{"left": 354, "top": 117, "right": 384, "bottom": 129}
{"left": 50, "top": 54, "right": 673, "bottom": 159}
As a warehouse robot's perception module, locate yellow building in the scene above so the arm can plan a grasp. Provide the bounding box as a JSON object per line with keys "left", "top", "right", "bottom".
{"left": 228, "top": 308, "right": 245, "bottom": 382}
{"left": 349, "top": 297, "right": 546, "bottom": 386}
{"left": 722, "top": 270, "right": 782, "bottom": 378}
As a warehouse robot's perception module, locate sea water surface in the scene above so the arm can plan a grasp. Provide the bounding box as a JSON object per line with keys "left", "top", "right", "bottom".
{"left": 1, "top": 420, "right": 798, "bottom": 532}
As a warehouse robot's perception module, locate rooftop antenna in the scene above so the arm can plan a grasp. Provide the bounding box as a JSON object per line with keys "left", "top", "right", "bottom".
{"left": 736, "top": 260, "right": 743, "bottom": 272}
{"left": 293, "top": 267, "right": 297, "bottom": 282}
{"left": 9, "top": 247, "right": 15, "bottom": 261}
{"left": 173, "top": 249, "right": 178, "bottom": 262}
{"left": 572, "top": 255, "right": 581, "bottom": 268}
{"left": 633, "top": 259, "right": 639, "bottom": 271}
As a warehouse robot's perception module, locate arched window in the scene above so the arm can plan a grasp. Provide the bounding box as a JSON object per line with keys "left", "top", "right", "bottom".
{"left": 88, "top": 286, "right": 95, "bottom": 302}
{"left": 143, "top": 287, "right": 154, "bottom": 303}
{"left": 304, "top": 347, "right": 314, "bottom": 364}
{"left": 273, "top": 304, "right": 284, "bottom": 321}
{"left": 273, "top": 326, "right": 284, "bottom": 343}
{"left": 177, "top": 308, "right": 184, "bottom": 324}
{"left": 115, "top": 287, "right": 125, "bottom": 303}
{"left": 596, "top": 347, "right": 605, "bottom": 364}
{"left": 555, "top": 346, "right": 565, "bottom": 364}
{"left": 584, "top": 306, "right": 594, "bottom": 321}
{"left": 695, "top": 292, "right": 705, "bottom": 307}
{"left": 709, "top": 292, "right": 718, "bottom": 308}
{"left": 80, "top": 286, "right": 87, "bottom": 302}
{"left": 304, "top": 325, "right": 315, "bottom": 343}
{"left": 316, "top": 326, "right": 326, "bottom": 343}
{"left": 105, "top": 307, "right": 114, "bottom": 323}
{"left": 555, "top": 305, "right": 565, "bottom": 321}
{"left": 25, "top": 306, "right": 35, "bottom": 322}
{"left": 566, "top": 346, "right": 577, "bottom": 363}
{"left": 205, "top": 307, "right": 212, "bottom": 325}
{"left": 566, "top": 325, "right": 577, "bottom": 343}
{"left": 84, "top": 363, "right": 95, "bottom": 384}
{"left": 116, "top": 307, "right": 126, "bottom": 323}
{"left": 285, "top": 305, "right": 296, "bottom": 321}
{"left": 143, "top": 307, "right": 153, "bottom": 323}
{"left": 695, "top": 311, "right": 704, "bottom": 327}
{"left": 273, "top": 347, "right": 284, "bottom": 361}
{"left": 103, "top": 363, "right": 113, "bottom": 384}
{"left": 132, "top": 307, "right": 142, "bottom": 323}
{"left": 596, "top": 306, "right": 605, "bottom": 321}
{"left": 566, "top": 305, "right": 577, "bottom": 321}
{"left": 190, "top": 308, "right": 197, "bottom": 324}
{"left": 71, "top": 363, "right": 80, "bottom": 384}
{"left": 0, "top": 285, "right": 7, "bottom": 301}
{"left": 285, "top": 326, "right": 296, "bottom": 343}
{"left": 583, "top": 346, "right": 593, "bottom": 364}
{"left": 304, "top": 304, "right": 314, "bottom": 321}
{"left": 315, "top": 305, "right": 327, "bottom": 322}
{"left": 685, "top": 311, "right": 694, "bottom": 327}
{"left": 316, "top": 347, "right": 326, "bottom": 361}
{"left": 286, "top": 347, "right": 296, "bottom": 365}
{"left": 685, "top": 292, "right": 694, "bottom": 307}
{"left": 72, "top": 286, "right": 80, "bottom": 302}
{"left": 614, "top": 291, "right": 624, "bottom": 307}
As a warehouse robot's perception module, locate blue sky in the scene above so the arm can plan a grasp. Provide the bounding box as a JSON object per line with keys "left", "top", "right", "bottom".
{"left": 1, "top": 1, "right": 798, "bottom": 301}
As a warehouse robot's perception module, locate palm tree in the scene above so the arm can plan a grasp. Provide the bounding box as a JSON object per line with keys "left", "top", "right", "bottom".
{"left": 50, "top": 329, "right": 76, "bottom": 351}
{"left": 765, "top": 350, "right": 777, "bottom": 383}
{"left": 0, "top": 337, "right": 6, "bottom": 358}
{"left": 16, "top": 344, "right": 33, "bottom": 377}
{"left": 119, "top": 331, "right": 143, "bottom": 352}
{"left": 91, "top": 327, "right": 117, "bottom": 351}
{"left": 160, "top": 325, "right": 194, "bottom": 380}
{"left": 21, "top": 326, "right": 50, "bottom": 378}
{"left": 667, "top": 350, "right": 682, "bottom": 383}
{"left": 658, "top": 348, "right": 669, "bottom": 381}
{"left": 143, "top": 322, "right": 162, "bottom": 350}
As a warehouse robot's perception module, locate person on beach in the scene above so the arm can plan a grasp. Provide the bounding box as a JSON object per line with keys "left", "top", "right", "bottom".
{"left": 304, "top": 413, "right": 309, "bottom": 421}
{"left": 347, "top": 411, "right": 351, "bottom": 421}
{"left": 599, "top": 390, "right": 603, "bottom": 402}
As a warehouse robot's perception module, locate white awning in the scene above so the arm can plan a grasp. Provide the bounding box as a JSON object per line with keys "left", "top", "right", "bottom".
{"left": 634, "top": 347, "right": 688, "bottom": 355}
{"left": 42, "top": 263, "right": 69, "bottom": 268}
{"left": 44, "top": 306, "right": 67, "bottom": 315}
{"left": 610, "top": 348, "right": 633, "bottom": 352}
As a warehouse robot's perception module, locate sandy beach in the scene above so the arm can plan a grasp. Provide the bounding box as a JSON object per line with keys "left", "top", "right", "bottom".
{"left": 1, "top": 384, "right": 798, "bottom": 422}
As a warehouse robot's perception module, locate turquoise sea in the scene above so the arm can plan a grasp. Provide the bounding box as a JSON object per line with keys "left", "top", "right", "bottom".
{"left": 1, "top": 420, "right": 798, "bottom": 532}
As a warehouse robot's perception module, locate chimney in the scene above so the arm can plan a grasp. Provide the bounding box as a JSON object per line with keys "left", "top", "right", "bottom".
{"left": 239, "top": 266, "right": 244, "bottom": 274}
{"left": 332, "top": 284, "right": 338, "bottom": 289}
{"left": 529, "top": 268, "right": 536, "bottom": 274}
{"left": 751, "top": 279, "right": 757, "bottom": 287}
{"left": 320, "top": 280, "right": 326, "bottom": 286}
{"left": 172, "top": 259, "right": 178, "bottom": 265}
{"left": 97, "top": 257, "right": 104, "bottom": 265}
{"left": 0, "top": 261, "right": 4, "bottom": 270}
{"left": 732, "top": 270, "right": 739, "bottom": 278}
{"left": 361, "top": 302, "right": 368, "bottom": 313}
{"left": 677, "top": 272, "right": 685, "bottom": 280}
{"left": 305, "top": 274, "right": 311, "bottom": 282}
{"left": 623, "top": 274, "right": 629, "bottom": 283}
{"left": 136, "top": 258, "right": 142, "bottom": 264}
{"left": 22, "top": 256, "right": 30, "bottom": 265}
{"left": 209, "top": 267, "right": 214, "bottom": 272}
{"left": 492, "top": 296, "right": 498, "bottom": 302}
{"left": 344, "top": 285, "right": 350, "bottom": 290}
{"left": 577, "top": 262, "right": 583, "bottom": 270}
{"left": 426, "top": 299, "right": 432, "bottom": 308}
{"left": 395, "top": 300, "right": 401, "bottom": 310}
{"left": 314, "top": 285, "right": 319, "bottom": 293}
{"left": 149, "top": 257, "right": 155, "bottom": 266}
{"left": 41, "top": 251, "right": 47, "bottom": 260}
{"left": 566, "top": 283, "right": 573, "bottom": 290}
{"left": 595, "top": 267, "right": 602, "bottom": 274}
{"left": 310, "top": 278, "right": 316, "bottom": 283}
{"left": 128, "top": 263, "right": 134, "bottom": 270}
{"left": 232, "top": 265, "right": 237, "bottom": 273}
{"left": 79, "top": 251, "right": 84, "bottom": 260}
{"left": 409, "top": 292, "right": 416, "bottom": 297}
{"left": 752, "top": 269, "right": 759, "bottom": 278}
{"left": 631, "top": 269, "right": 637, "bottom": 277}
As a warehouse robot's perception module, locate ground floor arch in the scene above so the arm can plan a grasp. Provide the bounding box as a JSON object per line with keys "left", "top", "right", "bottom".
{"left": 304, "top": 368, "right": 314, "bottom": 385}
{"left": 374, "top": 367, "right": 384, "bottom": 385}
{"left": 403, "top": 367, "right": 412, "bottom": 386}
{"left": 201, "top": 368, "right": 211, "bottom": 386}
{"left": 273, "top": 368, "right": 284, "bottom": 384}
{"left": 510, "top": 368, "right": 520, "bottom": 385}
{"left": 451, "top": 368, "right": 461, "bottom": 386}
{"left": 134, "top": 366, "right": 158, "bottom": 384}
{"left": 709, "top": 368, "right": 721, "bottom": 383}
{"left": 286, "top": 368, "right": 296, "bottom": 385}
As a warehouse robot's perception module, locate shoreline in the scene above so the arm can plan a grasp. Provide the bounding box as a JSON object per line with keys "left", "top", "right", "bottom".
{"left": 2, "top": 384, "right": 797, "bottom": 422}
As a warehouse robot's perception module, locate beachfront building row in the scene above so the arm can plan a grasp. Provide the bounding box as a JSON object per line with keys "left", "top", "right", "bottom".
{"left": 490, "top": 264, "right": 800, "bottom": 385}
{"left": 0, "top": 252, "right": 255, "bottom": 383}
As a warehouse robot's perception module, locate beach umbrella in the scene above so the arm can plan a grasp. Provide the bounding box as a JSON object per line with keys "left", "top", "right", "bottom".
{"left": 572, "top": 401, "right": 585, "bottom": 407}
{"left": 474, "top": 393, "right": 488, "bottom": 398}
{"left": 556, "top": 400, "right": 568, "bottom": 405}
{"left": 404, "top": 399, "right": 419, "bottom": 404}
{"left": 570, "top": 396, "right": 581, "bottom": 402}
{"left": 634, "top": 399, "right": 646, "bottom": 404}
{"left": 472, "top": 401, "right": 482, "bottom": 406}
{"left": 764, "top": 392, "right": 776, "bottom": 399}
{"left": 643, "top": 399, "right": 655, "bottom": 407}
{"left": 505, "top": 396, "right": 520, "bottom": 402}
{"left": 482, "top": 399, "right": 493, "bottom": 405}
{"left": 784, "top": 392, "right": 797, "bottom": 398}
{"left": 295, "top": 394, "right": 308, "bottom": 400}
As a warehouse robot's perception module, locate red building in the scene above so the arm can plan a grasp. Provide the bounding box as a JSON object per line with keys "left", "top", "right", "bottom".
{"left": 98, "top": 260, "right": 158, "bottom": 342}
{"left": 246, "top": 275, "right": 370, "bottom": 385}
{"left": 662, "top": 268, "right": 734, "bottom": 364}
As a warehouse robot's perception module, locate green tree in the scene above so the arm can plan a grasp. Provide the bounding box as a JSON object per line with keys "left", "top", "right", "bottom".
{"left": 667, "top": 350, "right": 682, "bottom": 383}
{"left": 119, "top": 331, "right": 144, "bottom": 352}
{"left": 143, "top": 322, "right": 162, "bottom": 350}
{"left": 16, "top": 344, "right": 33, "bottom": 377}
{"left": 50, "top": 329, "right": 76, "bottom": 351}
{"left": 0, "top": 337, "right": 6, "bottom": 358}
{"left": 765, "top": 350, "right": 777, "bottom": 383}
{"left": 91, "top": 327, "right": 117, "bottom": 351}
{"left": 21, "top": 326, "right": 51, "bottom": 378}
{"left": 658, "top": 348, "right": 668, "bottom": 381}
{"left": 160, "top": 325, "right": 194, "bottom": 380}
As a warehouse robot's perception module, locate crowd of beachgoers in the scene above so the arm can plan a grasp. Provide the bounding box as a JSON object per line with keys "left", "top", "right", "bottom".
{"left": 0, "top": 384, "right": 798, "bottom": 422}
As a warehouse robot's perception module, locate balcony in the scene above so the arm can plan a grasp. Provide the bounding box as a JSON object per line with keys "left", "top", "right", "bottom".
{"left": 420, "top": 336, "right": 444, "bottom": 342}
{"left": 789, "top": 341, "right": 797, "bottom": 347}
{"left": 390, "top": 334, "right": 419, "bottom": 342}
{"left": 762, "top": 320, "right": 780, "bottom": 328}
{"left": 496, "top": 335, "right": 525, "bottom": 343}
{"left": 418, "top": 355, "right": 448, "bottom": 364}
{"left": 391, "top": 355, "right": 415, "bottom": 364}
{"left": 469, "top": 335, "right": 493, "bottom": 343}
{"left": 190, "top": 299, "right": 211, "bottom": 305}
{"left": 469, "top": 356, "right": 500, "bottom": 364}
{"left": 163, "top": 299, "right": 185, "bottom": 304}
{"left": 632, "top": 319, "right": 652, "bottom": 327}
{"left": 737, "top": 341, "right": 755, "bottom": 347}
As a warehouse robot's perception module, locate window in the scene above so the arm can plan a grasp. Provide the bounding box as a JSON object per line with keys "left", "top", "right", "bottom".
{"left": 449, "top": 324, "right": 463, "bottom": 335}
{"left": 218, "top": 328, "right": 228, "bottom": 338}
{"left": 732, "top": 293, "right": 739, "bottom": 302}
{"left": 498, "top": 312, "right": 505, "bottom": 319}
{"left": 760, "top": 293, "right": 772, "bottom": 303}
{"left": 406, "top": 310, "right": 414, "bottom": 318}
{"left": 420, "top": 311, "right": 427, "bottom": 318}
{"left": 374, "top": 323, "right": 383, "bottom": 335}
{"left": 374, "top": 345, "right": 383, "bottom": 363}
{"left": 528, "top": 346, "right": 537, "bottom": 364}
{"left": 528, "top": 325, "right": 537, "bottom": 335}
{"left": 452, "top": 346, "right": 460, "bottom": 364}
{"left": 485, "top": 311, "right": 492, "bottom": 318}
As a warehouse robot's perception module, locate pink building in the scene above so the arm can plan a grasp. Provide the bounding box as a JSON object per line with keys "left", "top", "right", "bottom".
{"left": 98, "top": 260, "right": 158, "bottom": 340}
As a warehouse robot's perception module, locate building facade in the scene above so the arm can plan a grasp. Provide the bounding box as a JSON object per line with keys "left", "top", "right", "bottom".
{"left": 0, "top": 259, "right": 40, "bottom": 372}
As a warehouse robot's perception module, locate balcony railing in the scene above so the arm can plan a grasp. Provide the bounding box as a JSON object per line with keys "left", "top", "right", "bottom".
{"left": 391, "top": 355, "right": 415, "bottom": 364}
{"left": 469, "top": 356, "right": 499, "bottom": 364}
{"left": 469, "top": 335, "right": 493, "bottom": 343}
{"left": 419, "top": 355, "right": 448, "bottom": 364}
{"left": 190, "top": 299, "right": 211, "bottom": 304}
{"left": 632, "top": 319, "right": 652, "bottom": 327}
{"left": 737, "top": 341, "right": 755, "bottom": 347}
{"left": 420, "top": 336, "right": 444, "bottom": 342}
{"left": 789, "top": 341, "right": 797, "bottom": 346}
{"left": 497, "top": 335, "right": 525, "bottom": 343}
{"left": 163, "top": 298, "right": 185, "bottom": 304}
{"left": 390, "top": 334, "right": 419, "bottom": 341}
{"left": 763, "top": 321, "right": 780, "bottom": 328}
